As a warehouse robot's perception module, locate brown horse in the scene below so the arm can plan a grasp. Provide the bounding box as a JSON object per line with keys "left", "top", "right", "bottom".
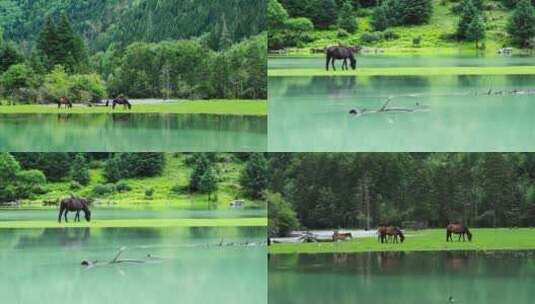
{"left": 58, "top": 96, "right": 73, "bottom": 109}
{"left": 446, "top": 224, "right": 472, "bottom": 242}
{"left": 326, "top": 46, "right": 357, "bottom": 71}
{"left": 333, "top": 231, "right": 352, "bottom": 241}
{"left": 58, "top": 196, "right": 91, "bottom": 223}
{"left": 378, "top": 226, "right": 405, "bottom": 243}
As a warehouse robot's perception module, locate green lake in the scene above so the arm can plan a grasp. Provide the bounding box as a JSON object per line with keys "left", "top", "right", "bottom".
{"left": 269, "top": 69, "right": 535, "bottom": 151}
{"left": 0, "top": 225, "right": 266, "bottom": 304}
{"left": 269, "top": 251, "right": 535, "bottom": 304}
{"left": 0, "top": 113, "right": 266, "bottom": 152}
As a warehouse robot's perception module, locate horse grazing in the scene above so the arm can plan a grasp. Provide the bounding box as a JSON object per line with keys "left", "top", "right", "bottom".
{"left": 58, "top": 96, "right": 73, "bottom": 109}
{"left": 333, "top": 231, "right": 352, "bottom": 241}
{"left": 378, "top": 226, "right": 405, "bottom": 244}
{"left": 326, "top": 46, "right": 357, "bottom": 71}
{"left": 58, "top": 196, "right": 91, "bottom": 223}
{"left": 109, "top": 96, "right": 132, "bottom": 110}
{"left": 446, "top": 224, "right": 472, "bottom": 242}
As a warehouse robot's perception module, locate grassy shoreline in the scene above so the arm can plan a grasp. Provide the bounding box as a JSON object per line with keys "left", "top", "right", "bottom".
{"left": 268, "top": 66, "right": 535, "bottom": 77}
{"left": 269, "top": 228, "right": 535, "bottom": 254}
{"left": 0, "top": 217, "right": 267, "bottom": 229}
{"left": 0, "top": 100, "right": 267, "bottom": 116}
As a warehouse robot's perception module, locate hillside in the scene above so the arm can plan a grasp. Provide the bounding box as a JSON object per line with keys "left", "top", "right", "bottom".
{"left": 0, "top": 0, "right": 266, "bottom": 52}
{"left": 269, "top": 0, "right": 525, "bottom": 55}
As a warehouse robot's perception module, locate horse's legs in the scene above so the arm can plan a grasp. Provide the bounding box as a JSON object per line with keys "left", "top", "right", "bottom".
{"left": 326, "top": 56, "right": 331, "bottom": 71}
{"left": 446, "top": 231, "right": 451, "bottom": 242}
{"left": 458, "top": 233, "right": 462, "bottom": 242}
{"left": 64, "top": 211, "right": 68, "bottom": 223}
{"left": 342, "top": 59, "right": 348, "bottom": 70}
{"left": 58, "top": 208, "right": 63, "bottom": 223}
{"left": 332, "top": 59, "right": 337, "bottom": 71}
{"left": 75, "top": 211, "right": 80, "bottom": 222}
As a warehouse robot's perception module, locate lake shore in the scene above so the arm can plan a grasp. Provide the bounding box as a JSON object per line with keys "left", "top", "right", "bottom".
{"left": 268, "top": 66, "right": 535, "bottom": 77}
{"left": 0, "top": 217, "right": 267, "bottom": 229}
{"left": 0, "top": 100, "right": 267, "bottom": 116}
{"left": 269, "top": 228, "right": 535, "bottom": 254}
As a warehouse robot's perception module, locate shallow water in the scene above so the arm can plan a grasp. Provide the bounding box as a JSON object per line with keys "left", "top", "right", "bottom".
{"left": 269, "top": 251, "right": 535, "bottom": 304}
{"left": 268, "top": 55, "right": 535, "bottom": 69}
{"left": 0, "top": 208, "right": 267, "bottom": 221}
{"left": 0, "top": 226, "right": 266, "bottom": 304}
{"left": 269, "top": 74, "right": 535, "bottom": 151}
{"left": 0, "top": 113, "right": 266, "bottom": 152}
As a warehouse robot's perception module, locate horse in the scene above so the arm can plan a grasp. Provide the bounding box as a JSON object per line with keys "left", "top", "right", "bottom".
{"left": 58, "top": 96, "right": 73, "bottom": 109}
{"left": 58, "top": 196, "right": 91, "bottom": 223}
{"left": 333, "top": 231, "right": 352, "bottom": 241}
{"left": 326, "top": 46, "right": 357, "bottom": 71}
{"left": 446, "top": 224, "right": 472, "bottom": 242}
{"left": 108, "top": 96, "right": 132, "bottom": 110}
{"left": 378, "top": 225, "right": 405, "bottom": 243}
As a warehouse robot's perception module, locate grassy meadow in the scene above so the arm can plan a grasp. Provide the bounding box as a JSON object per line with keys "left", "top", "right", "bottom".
{"left": 269, "top": 228, "right": 535, "bottom": 254}
{"left": 0, "top": 100, "right": 267, "bottom": 116}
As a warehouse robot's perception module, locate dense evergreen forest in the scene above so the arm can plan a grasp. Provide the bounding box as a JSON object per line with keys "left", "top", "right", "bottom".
{"left": 268, "top": 0, "right": 535, "bottom": 50}
{"left": 0, "top": 0, "right": 267, "bottom": 102}
{"left": 267, "top": 153, "right": 535, "bottom": 236}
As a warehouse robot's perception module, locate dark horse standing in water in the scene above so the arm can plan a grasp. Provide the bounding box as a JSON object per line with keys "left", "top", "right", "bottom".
{"left": 58, "top": 196, "right": 91, "bottom": 223}
{"left": 107, "top": 96, "right": 132, "bottom": 110}
{"left": 378, "top": 225, "right": 405, "bottom": 243}
{"left": 58, "top": 96, "right": 73, "bottom": 109}
{"left": 446, "top": 224, "right": 472, "bottom": 242}
{"left": 326, "top": 46, "right": 357, "bottom": 71}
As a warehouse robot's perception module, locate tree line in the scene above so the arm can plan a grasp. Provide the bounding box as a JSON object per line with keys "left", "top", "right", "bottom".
{"left": 0, "top": 153, "right": 269, "bottom": 205}
{"left": 268, "top": 153, "right": 535, "bottom": 236}
{"left": 1, "top": 3, "right": 267, "bottom": 103}
{"left": 268, "top": 0, "right": 535, "bottom": 50}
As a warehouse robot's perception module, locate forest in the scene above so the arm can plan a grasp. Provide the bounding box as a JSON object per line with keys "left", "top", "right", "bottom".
{"left": 268, "top": 0, "right": 535, "bottom": 51}
{"left": 267, "top": 153, "right": 535, "bottom": 236}
{"left": 0, "top": 152, "right": 269, "bottom": 209}
{"left": 0, "top": 0, "right": 267, "bottom": 103}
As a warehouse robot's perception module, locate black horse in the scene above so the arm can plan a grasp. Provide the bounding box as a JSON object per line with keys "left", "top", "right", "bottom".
{"left": 107, "top": 96, "right": 132, "bottom": 110}
{"left": 58, "top": 196, "right": 91, "bottom": 223}
{"left": 326, "top": 46, "right": 357, "bottom": 71}
{"left": 58, "top": 96, "right": 73, "bottom": 109}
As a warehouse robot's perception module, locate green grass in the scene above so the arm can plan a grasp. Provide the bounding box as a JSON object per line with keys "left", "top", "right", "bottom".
{"left": 0, "top": 217, "right": 266, "bottom": 229}
{"left": 286, "top": 0, "right": 513, "bottom": 55}
{"left": 0, "top": 100, "right": 267, "bottom": 116}
{"left": 268, "top": 66, "right": 535, "bottom": 77}
{"left": 269, "top": 228, "right": 535, "bottom": 254}
{"left": 21, "top": 154, "right": 263, "bottom": 210}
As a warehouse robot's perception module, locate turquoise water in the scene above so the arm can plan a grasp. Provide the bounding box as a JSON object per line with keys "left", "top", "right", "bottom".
{"left": 269, "top": 74, "right": 535, "bottom": 151}
{"left": 0, "top": 113, "right": 267, "bottom": 152}
{"left": 269, "top": 251, "right": 535, "bottom": 304}
{"left": 0, "top": 226, "right": 267, "bottom": 304}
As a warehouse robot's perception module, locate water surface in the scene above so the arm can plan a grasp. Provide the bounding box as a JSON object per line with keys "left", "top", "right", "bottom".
{"left": 0, "top": 226, "right": 266, "bottom": 304}
{"left": 269, "top": 75, "right": 535, "bottom": 151}
{"left": 0, "top": 113, "right": 266, "bottom": 152}
{"left": 269, "top": 251, "right": 535, "bottom": 304}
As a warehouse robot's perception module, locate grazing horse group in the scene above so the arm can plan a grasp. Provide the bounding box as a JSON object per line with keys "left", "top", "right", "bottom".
{"left": 377, "top": 225, "right": 405, "bottom": 243}
{"left": 58, "top": 196, "right": 91, "bottom": 223}
{"left": 325, "top": 46, "right": 359, "bottom": 71}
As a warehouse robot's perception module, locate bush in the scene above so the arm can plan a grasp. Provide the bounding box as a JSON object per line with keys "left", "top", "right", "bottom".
{"left": 70, "top": 180, "right": 82, "bottom": 190}
{"left": 337, "top": 29, "right": 350, "bottom": 38}
{"left": 70, "top": 74, "right": 107, "bottom": 103}
{"left": 93, "top": 183, "right": 116, "bottom": 196}
{"left": 413, "top": 36, "right": 423, "bottom": 47}
{"left": 71, "top": 154, "right": 90, "bottom": 185}
{"left": 145, "top": 188, "right": 155, "bottom": 199}
{"left": 268, "top": 192, "right": 299, "bottom": 237}
{"left": 171, "top": 184, "right": 184, "bottom": 194}
{"left": 116, "top": 181, "right": 132, "bottom": 192}
{"left": 360, "top": 31, "right": 383, "bottom": 43}
{"left": 383, "top": 29, "right": 400, "bottom": 40}
{"left": 284, "top": 17, "right": 314, "bottom": 32}
{"left": 1, "top": 64, "right": 37, "bottom": 101}
{"left": 15, "top": 170, "right": 47, "bottom": 199}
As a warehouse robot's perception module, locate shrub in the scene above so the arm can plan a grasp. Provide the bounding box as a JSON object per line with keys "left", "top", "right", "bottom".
{"left": 116, "top": 181, "right": 132, "bottom": 192}
{"left": 70, "top": 180, "right": 82, "bottom": 190}
{"left": 383, "top": 29, "right": 400, "bottom": 40}
{"left": 361, "top": 31, "right": 382, "bottom": 43}
{"left": 413, "top": 36, "right": 423, "bottom": 47}
{"left": 284, "top": 17, "right": 314, "bottom": 32}
{"left": 93, "top": 183, "right": 116, "bottom": 196}
{"left": 337, "top": 29, "right": 350, "bottom": 38}
{"left": 145, "top": 188, "right": 155, "bottom": 199}
{"left": 171, "top": 184, "right": 183, "bottom": 194}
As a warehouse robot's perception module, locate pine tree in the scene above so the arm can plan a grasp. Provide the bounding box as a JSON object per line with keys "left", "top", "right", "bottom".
{"left": 371, "top": 3, "right": 390, "bottom": 31}
{"left": 338, "top": 1, "right": 358, "bottom": 33}
{"left": 190, "top": 154, "right": 211, "bottom": 192}
{"left": 507, "top": 0, "right": 535, "bottom": 47}
{"left": 457, "top": 0, "right": 479, "bottom": 40}
{"left": 0, "top": 42, "right": 25, "bottom": 73}
{"left": 70, "top": 154, "right": 90, "bottom": 185}
{"left": 219, "top": 15, "right": 233, "bottom": 50}
{"left": 467, "top": 15, "right": 486, "bottom": 48}
{"left": 396, "top": 0, "right": 433, "bottom": 25}
{"left": 37, "top": 16, "right": 60, "bottom": 70}
{"left": 199, "top": 167, "right": 218, "bottom": 201}
{"left": 240, "top": 153, "right": 268, "bottom": 199}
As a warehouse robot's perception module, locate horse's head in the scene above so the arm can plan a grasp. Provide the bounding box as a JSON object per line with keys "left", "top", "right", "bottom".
{"left": 84, "top": 209, "right": 91, "bottom": 222}
{"left": 466, "top": 229, "right": 472, "bottom": 242}
{"left": 350, "top": 56, "right": 357, "bottom": 70}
